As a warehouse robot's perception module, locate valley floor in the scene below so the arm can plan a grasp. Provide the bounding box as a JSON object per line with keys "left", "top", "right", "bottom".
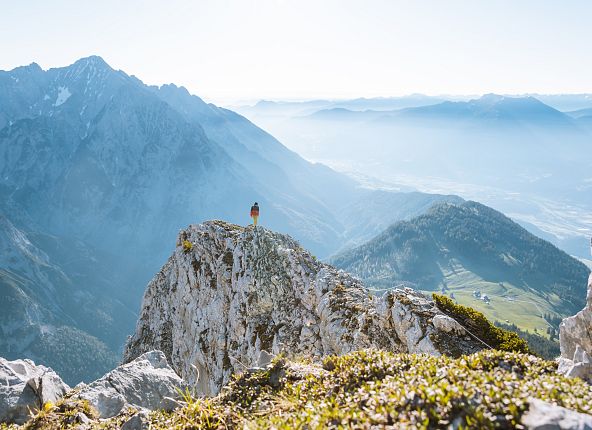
{"left": 424, "top": 260, "right": 562, "bottom": 336}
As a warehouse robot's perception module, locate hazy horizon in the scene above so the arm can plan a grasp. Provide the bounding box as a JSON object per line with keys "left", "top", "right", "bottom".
{"left": 9, "top": 55, "right": 592, "bottom": 107}
{"left": 225, "top": 92, "right": 592, "bottom": 108}
{"left": 3, "top": 0, "right": 592, "bottom": 104}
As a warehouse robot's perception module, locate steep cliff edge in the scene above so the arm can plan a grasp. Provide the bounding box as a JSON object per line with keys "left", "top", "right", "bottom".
{"left": 558, "top": 272, "right": 592, "bottom": 382}
{"left": 123, "top": 221, "right": 483, "bottom": 395}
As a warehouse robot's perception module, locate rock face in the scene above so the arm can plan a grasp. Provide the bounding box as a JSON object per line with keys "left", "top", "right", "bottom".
{"left": 76, "top": 350, "right": 185, "bottom": 418}
{"left": 0, "top": 357, "right": 69, "bottom": 424}
{"left": 522, "top": 398, "right": 592, "bottom": 430}
{"left": 124, "top": 221, "right": 483, "bottom": 395}
{"left": 559, "top": 273, "right": 592, "bottom": 383}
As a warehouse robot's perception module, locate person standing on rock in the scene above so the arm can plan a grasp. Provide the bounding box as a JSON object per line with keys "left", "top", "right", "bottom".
{"left": 250, "top": 202, "right": 260, "bottom": 226}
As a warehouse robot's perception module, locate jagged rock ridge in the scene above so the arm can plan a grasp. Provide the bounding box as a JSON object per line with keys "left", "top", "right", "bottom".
{"left": 124, "top": 221, "right": 483, "bottom": 395}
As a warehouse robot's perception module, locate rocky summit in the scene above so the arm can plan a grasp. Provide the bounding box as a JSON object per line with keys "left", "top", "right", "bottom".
{"left": 124, "top": 220, "right": 484, "bottom": 395}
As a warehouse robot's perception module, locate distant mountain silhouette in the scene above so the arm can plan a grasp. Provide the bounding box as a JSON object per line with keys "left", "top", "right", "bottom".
{"left": 309, "top": 94, "right": 580, "bottom": 131}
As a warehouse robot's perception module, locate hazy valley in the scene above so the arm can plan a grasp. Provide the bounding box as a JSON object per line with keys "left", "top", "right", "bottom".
{"left": 235, "top": 94, "right": 592, "bottom": 260}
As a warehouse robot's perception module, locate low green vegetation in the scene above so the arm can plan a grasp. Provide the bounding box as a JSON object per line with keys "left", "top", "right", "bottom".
{"left": 14, "top": 350, "right": 592, "bottom": 429}
{"left": 23, "top": 398, "right": 97, "bottom": 430}
{"left": 10, "top": 396, "right": 135, "bottom": 430}
{"left": 182, "top": 239, "right": 193, "bottom": 252}
{"left": 432, "top": 293, "right": 530, "bottom": 354}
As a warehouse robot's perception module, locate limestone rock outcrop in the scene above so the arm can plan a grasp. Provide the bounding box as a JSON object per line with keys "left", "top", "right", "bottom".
{"left": 559, "top": 273, "right": 592, "bottom": 383}
{"left": 76, "top": 350, "right": 185, "bottom": 418}
{"left": 522, "top": 398, "right": 592, "bottom": 430}
{"left": 124, "top": 221, "right": 483, "bottom": 395}
{"left": 0, "top": 357, "right": 69, "bottom": 424}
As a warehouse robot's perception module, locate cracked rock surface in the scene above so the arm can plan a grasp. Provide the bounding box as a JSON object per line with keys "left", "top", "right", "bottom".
{"left": 124, "top": 221, "right": 483, "bottom": 395}
{"left": 76, "top": 350, "right": 185, "bottom": 418}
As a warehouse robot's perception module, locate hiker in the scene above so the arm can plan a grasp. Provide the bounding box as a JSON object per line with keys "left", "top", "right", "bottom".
{"left": 250, "top": 202, "right": 260, "bottom": 226}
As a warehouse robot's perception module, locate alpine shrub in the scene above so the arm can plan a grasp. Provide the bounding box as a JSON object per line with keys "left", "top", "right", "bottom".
{"left": 432, "top": 293, "right": 530, "bottom": 354}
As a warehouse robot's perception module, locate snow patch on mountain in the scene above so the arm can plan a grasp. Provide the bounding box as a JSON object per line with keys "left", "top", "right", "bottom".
{"left": 53, "top": 86, "right": 71, "bottom": 106}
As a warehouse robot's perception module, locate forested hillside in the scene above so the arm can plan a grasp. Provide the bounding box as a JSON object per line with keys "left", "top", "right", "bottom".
{"left": 332, "top": 201, "right": 590, "bottom": 331}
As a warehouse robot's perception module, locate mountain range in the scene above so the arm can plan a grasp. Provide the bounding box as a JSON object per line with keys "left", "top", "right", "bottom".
{"left": 235, "top": 93, "right": 592, "bottom": 118}
{"left": 310, "top": 94, "right": 588, "bottom": 134}
{"left": 0, "top": 56, "right": 462, "bottom": 383}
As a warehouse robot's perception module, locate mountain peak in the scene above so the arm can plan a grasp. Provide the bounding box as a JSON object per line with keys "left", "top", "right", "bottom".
{"left": 158, "top": 83, "right": 191, "bottom": 97}
{"left": 6, "top": 62, "right": 43, "bottom": 74}
{"left": 478, "top": 93, "right": 506, "bottom": 103}
{"left": 72, "top": 55, "right": 111, "bottom": 69}
{"left": 61, "top": 55, "right": 116, "bottom": 79}
{"left": 123, "top": 220, "right": 484, "bottom": 395}
{"left": 475, "top": 93, "right": 550, "bottom": 108}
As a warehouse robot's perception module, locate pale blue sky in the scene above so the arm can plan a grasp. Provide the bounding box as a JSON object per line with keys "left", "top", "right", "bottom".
{"left": 1, "top": 0, "right": 591, "bottom": 103}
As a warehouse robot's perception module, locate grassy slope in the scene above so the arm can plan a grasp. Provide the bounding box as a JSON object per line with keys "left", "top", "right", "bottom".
{"left": 430, "top": 259, "right": 562, "bottom": 334}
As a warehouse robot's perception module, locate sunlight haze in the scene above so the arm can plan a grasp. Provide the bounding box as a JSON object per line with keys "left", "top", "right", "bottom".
{"left": 2, "top": 0, "right": 592, "bottom": 103}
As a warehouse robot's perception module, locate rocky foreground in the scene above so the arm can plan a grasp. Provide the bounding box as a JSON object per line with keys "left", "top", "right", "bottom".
{"left": 1, "top": 349, "right": 592, "bottom": 429}
{"left": 0, "top": 351, "right": 183, "bottom": 426}
{"left": 1, "top": 221, "right": 591, "bottom": 429}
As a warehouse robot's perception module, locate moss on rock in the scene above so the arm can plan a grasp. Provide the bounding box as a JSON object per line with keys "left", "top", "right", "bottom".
{"left": 433, "top": 293, "right": 531, "bottom": 354}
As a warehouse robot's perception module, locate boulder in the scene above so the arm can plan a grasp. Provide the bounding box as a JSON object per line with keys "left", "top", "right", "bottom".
{"left": 257, "top": 350, "right": 274, "bottom": 368}
{"left": 76, "top": 350, "right": 185, "bottom": 418}
{"left": 124, "top": 221, "right": 484, "bottom": 395}
{"left": 121, "top": 410, "right": 151, "bottom": 430}
{"left": 558, "top": 273, "right": 592, "bottom": 383}
{"left": 558, "top": 346, "right": 592, "bottom": 382}
{"left": 0, "top": 357, "right": 69, "bottom": 424}
{"left": 522, "top": 398, "right": 592, "bottom": 429}
{"left": 432, "top": 314, "right": 466, "bottom": 335}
